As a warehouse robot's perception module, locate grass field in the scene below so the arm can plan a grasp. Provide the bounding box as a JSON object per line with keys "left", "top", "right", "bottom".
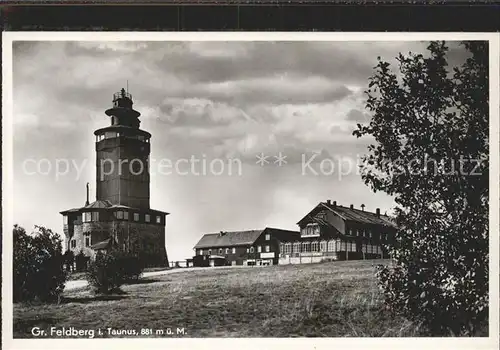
{"left": 13, "top": 260, "right": 425, "bottom": 338}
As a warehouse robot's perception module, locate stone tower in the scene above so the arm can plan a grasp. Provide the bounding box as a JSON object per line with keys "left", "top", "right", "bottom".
{"left": 95, "top": 88, "right": 150, "bottom": 209}
{"left": 60, "top": 88, "right": 169, "bottom": 268}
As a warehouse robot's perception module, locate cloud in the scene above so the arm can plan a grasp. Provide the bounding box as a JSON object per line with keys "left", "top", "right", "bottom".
{"left": 346, "top": 109, "right": 371, "bottom": 123}
{"left": 12, "top": 39, "right": 469, "bottom": 261}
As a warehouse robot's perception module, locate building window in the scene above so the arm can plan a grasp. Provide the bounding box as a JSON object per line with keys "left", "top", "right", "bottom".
{"left": 327, "top": 240, "right": 335, "bottom": 252}
{"left": 311, "top": 241, "right": 319, "bottom": 252}
{"left": 293, "top": 242, "right": 301, "bottom": 253}
{"left": 265, "top": 245, "right": 270, "bottom": 253}
{"left": 71, "top": 239, "right": 76, "bottom": 249}
{"left": 82, "top": 212, "right": 91, "bottom": 222}
{"left": 219, "top": 248, "right": 223, "bottom": 255}
{"left": 246, "top": 248, "right": 250, "bottom": 253}
{"left": 320, "top": 241, "right": 327, "bottom": 252}
{"left": 145, "top": 214, "right": 151, "bottom": 223}
{"left": 116, "top": 211, "right": 124, "bottom": 220}
{"left": 265, "top": 233, "right": 270, "bottom": 240}
{"left": 208, "top": 249, "right": 212, "bottom": 255}
{"left": 302, "top": 223, "right": 320, "bottom": 236}
{"left": 225, "top": 248, "right": 229, "bottom": 255}
{"left": 257, "top": 246, "right": 262, "bottom": 253}
{"left": 232, "top": 247, "right": 236, "bottom": 254}
{"left": 124, "top": 211, "right": 129, "bottom": 220}
{"left": 280, "top": 244, "right": 284, "bottom": 255}
{"left": 302, "top": 242, "right": 310, "bottom": 252}
{"left": 250, "top": 247, "right": 254, "bottom": 253}
{"left": 134, "top": 213, "right": 139, "bottom": 222}
{"left": 91, "top": 211, "right": 99, "bottom": 222}
{"left": 285, "top": 243, "right": 292, "bottom": 254}
{"left": 156, "top": 216, "right": 161, "bottom": 224}
{"left": 63, "top": 216, "right": 68, "bottom": 225}
{"left": 85, "top": 234, "right": 91, "bottom": 247}
{"left": 198, "top": 249, "right": 203, "bottom": 255}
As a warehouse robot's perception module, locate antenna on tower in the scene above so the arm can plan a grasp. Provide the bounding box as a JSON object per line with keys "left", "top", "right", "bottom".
{"left": 126, "top": 80, "right": 129, "bottom": 94}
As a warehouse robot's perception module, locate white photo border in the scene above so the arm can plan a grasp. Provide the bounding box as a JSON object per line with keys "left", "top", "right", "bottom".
{"left": 2, "top": 31, "right": 499, "bottom": 350}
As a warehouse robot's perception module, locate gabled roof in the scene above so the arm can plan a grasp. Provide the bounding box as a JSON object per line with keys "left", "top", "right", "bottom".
{"left": 193, "top": 227, "right": 301, "bottom": 249}
{"left": 194, "top": 229, "right": 263, "bottom": 249}
{"left": 298, "top": 201, "right": 396, "bottom": 228}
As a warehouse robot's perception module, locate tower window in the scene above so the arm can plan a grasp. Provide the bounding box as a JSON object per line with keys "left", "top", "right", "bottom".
{"left": 145, "top": 214, "right": 151, "bottom": 223}
{"left": 134, "top": 213, "right": 139, "bottom": 222}
{"left": 84, "top": 234, "right": 91, "bottom": 247}
{"left": 83, "top": 212, "right": 92, "bottom": 222}
{"left": 71, "top": 240, "right": 76, "bottom": 249}
{"left": 91, "top": 211, "right": 99, "bottom": 222}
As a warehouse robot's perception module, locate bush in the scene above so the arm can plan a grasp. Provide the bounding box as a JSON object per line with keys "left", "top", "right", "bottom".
{"left": 86, "top": 251, "right": 144, "bottom": 294}
{"left": 85, "top": 251, "right": 124, "bottom": 294}
{"left": 13, "top": 225, "right": 67, "bottom": 303}
{"left": 63, "top": 250, "right": 74, "bottom": 272}
{"left": 115, "top": 252, "right": 143, "bottom": 282}
{"left": 74, "top": 250, "right": 89, "bottom": 272}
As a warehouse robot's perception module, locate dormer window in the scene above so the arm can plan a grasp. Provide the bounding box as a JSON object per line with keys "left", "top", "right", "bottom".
{"left": 145, "top": 214, "right": 151, "bottom": 223}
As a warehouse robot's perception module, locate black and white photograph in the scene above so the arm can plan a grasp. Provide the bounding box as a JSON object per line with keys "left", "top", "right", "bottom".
{"left": 2, "top": 32, "right": 499, "bottom": 348}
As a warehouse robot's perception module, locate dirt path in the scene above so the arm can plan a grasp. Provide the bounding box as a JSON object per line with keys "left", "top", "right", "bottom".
{"left": 65, "top": 265, "right": 252, "bottom": 290}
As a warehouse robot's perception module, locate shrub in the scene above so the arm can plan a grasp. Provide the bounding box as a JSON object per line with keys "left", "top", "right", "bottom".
{"left": 75, "top": 250, "right": 89, "bottom": 272}
{"left": 63, "top": 250, "right": 74, "bottom": 272}
{"left": 85, "top": 251, "right": 124, "bottom": 294}
{"left": 115, "top": 252, "right": 143, "bottom": 282}
{"left": 86, "top": 251, "right": 144, "bottom": 293}
{"left": 13, "top": 225, "right": 67, "bottom": 303}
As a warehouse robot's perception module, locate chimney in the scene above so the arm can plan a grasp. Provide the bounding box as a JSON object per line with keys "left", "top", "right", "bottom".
{"left": 85, "top": 182, "right": 90, "bottom": 206}
{"left": 349, "top": 204, "right": 354, "bottom": 210}
{"left": 333, "top": 201, "right": 337, "bottom": 207}
{"left": 219, "top": 231, "right": 226, "bottom": 237}
{"left": 361, "top": 204, "right": 365, "bottom": 211}
{"left": 326, "top": 199, "right": 331, "bottom": 205}
{"left": 376, "top": 208, "right": 381, "bottom": 217}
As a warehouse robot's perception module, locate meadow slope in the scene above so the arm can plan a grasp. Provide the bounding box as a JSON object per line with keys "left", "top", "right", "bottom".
{"left": 13, "top": 260, "right": 424, "bottom": 338}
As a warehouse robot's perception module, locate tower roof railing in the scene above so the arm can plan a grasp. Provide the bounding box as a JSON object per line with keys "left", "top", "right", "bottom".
{"left": 113, "top": 90, "right": 133, "bottom": 101}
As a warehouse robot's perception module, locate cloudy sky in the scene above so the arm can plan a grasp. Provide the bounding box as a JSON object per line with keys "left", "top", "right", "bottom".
{"left": 12, "top": 40, "right": 468, "bottom": 261}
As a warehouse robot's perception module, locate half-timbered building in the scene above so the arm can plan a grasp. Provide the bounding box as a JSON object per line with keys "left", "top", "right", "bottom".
{"left": 278, "top": 200, "right": 396, "bottom": 264}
